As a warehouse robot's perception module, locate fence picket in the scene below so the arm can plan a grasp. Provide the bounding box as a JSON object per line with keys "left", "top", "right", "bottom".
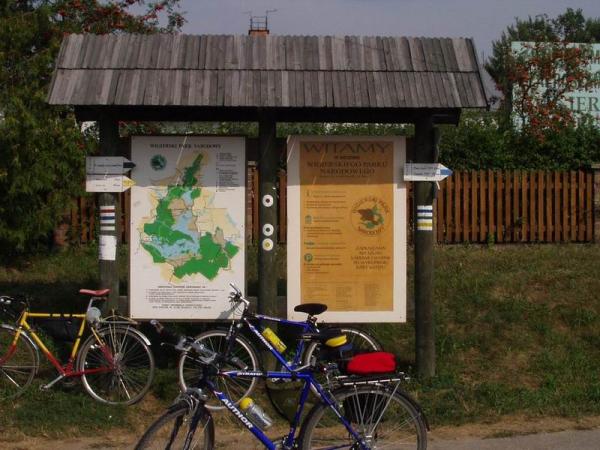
{"left": 578, "top": 171, "right": 585, "bottom": 241}
{"left": 454, "top": 173, "right": 461, "bottom": 242}
{"left": 586, "top": 171, "right": 593, "bottom": 242}
{"left": 462, "top": 172, "right": 469, "bottom": 241}
{"left": 562, "top": 172, "right": 569, "bottom": 242}
{"left": 496, "top": 172, "right": 503, "bottom": 243}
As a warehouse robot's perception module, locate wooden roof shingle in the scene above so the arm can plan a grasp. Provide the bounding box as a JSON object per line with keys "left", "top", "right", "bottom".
{"left": 48, "top": 34, "right": 489, "bottom": 110}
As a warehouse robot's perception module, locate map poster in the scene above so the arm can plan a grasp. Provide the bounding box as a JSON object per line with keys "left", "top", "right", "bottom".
{"left": 129, "top": 136, "right": 246, "bottom": 320}
{"left": 287, "top": 136, "right": 407, "bottom": 323}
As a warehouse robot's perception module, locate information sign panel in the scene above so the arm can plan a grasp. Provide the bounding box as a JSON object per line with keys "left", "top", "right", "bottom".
{"left": 129, "top": 136, "right": 246, "bottom": 320}
{"left": 287, "top": 136, "right": 407, "bottom": 323}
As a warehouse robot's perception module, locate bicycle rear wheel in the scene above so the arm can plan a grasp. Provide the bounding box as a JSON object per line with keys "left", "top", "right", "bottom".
{"left": 300, "top": 385, "right": 427, "bottom": 450}
{"left": 0, "top": 325, "right": 38, "bottom": 400}
{"left": 135, "top": 402, "right": 214, "bottom": 450}
{"left": 78, "top": 325, "right": 155, "bottom": 405}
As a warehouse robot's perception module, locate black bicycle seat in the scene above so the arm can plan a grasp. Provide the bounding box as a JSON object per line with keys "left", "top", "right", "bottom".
{"left": 294, "top": 303, "right": 328, "bottom": 316}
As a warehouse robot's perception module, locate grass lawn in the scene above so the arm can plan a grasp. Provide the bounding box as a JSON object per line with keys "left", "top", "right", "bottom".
{"left": 0, "top": 244, "right": 599, "bottom": 437}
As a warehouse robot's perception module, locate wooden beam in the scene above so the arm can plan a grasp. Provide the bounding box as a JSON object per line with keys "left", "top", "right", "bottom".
{"left": 97, "top": 115, "right": 121, "bottom": 312}
{"left": 74, "top": 105, "right": 461, "bottom": 125}
{"left": 257, "top": 112, "right": 279, "bottom": 318}
{"left": 413, "top": 115, "right": 437, "bottom": 378}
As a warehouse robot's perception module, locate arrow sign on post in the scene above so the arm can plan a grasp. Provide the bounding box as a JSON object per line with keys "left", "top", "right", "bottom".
{"left": 86, "top": 156, "right": 136, "bottom": 175}
{"left": 403, "top": 163, "right": 453, "bottom": 182}
{"left": 86, "top": 174, "right": 136, "bottom": 193}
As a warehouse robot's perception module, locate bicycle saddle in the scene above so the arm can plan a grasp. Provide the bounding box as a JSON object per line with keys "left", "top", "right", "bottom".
{"left": 79, "top": 288, "right": 110, "bottom": 297}
{"left": 294, "top": 303, "right": 327, "bottom": 316}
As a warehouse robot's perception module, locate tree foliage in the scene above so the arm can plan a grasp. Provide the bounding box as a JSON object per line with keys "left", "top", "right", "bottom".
{"left": 509, "top": 41, "right": 599, "bottom": 140}
{"left": 438, "top": 111, "right": 600, "bottom": 170}
{"left": 0, "top": 0, "right": 183, "bottom": 255}
{"left": 486, "top": 8, "right": 600, "bottom": 122}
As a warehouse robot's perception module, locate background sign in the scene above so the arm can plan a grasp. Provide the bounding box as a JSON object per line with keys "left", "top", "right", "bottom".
{"left": 129, "top": 136, "right": 246, "bottom": 320}
{"left": 287, "top": 136, "right": 407, "bottom": 323}
{"left": 512, "top": 42, "right": 600, "bottom": 125}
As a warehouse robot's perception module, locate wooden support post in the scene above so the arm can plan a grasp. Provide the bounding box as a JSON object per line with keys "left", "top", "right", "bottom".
{"left": 592, "top": 164, "right": 600, "bottom": 243}
{"left": 257, "top": 113, "right": 279, "bottom": 367}
{"left": 98, "top": 115, "right": 121, "bottom": 312}
{"left": 413, "top": 116, "right": 436, "bottom": 378}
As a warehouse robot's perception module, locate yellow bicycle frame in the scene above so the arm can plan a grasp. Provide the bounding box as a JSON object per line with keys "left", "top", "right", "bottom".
{"left": 12, "top": 310, "right": 106, "bottom": 376}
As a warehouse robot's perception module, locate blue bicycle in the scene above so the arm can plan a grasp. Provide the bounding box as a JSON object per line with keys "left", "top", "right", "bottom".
{"left": 136, "top": 289, "right": 428, "bottom": 450}
{"left": 177, "top": 284, "right": 382, "bottom": 411}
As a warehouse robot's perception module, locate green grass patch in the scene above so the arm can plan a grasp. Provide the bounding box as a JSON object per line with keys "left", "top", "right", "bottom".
{"left": 0, "top": 244, "right": 599, "bottom": 435}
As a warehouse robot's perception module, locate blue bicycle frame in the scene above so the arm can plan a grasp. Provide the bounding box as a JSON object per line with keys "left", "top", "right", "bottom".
{"left": 213, "top": 357, "right": 369, "bottom": 450}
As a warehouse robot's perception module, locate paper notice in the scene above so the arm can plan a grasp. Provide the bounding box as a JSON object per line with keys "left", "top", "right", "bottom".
{"left": 99, "top": 235, "right": 117, "bottom": 261}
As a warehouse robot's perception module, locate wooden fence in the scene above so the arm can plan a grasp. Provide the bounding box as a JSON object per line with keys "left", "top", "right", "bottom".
{"left": 427, "top": 170, "right": 593, "bottom": 243}
{"left": 69, "top": 169, "right": 595, "bottom": 245}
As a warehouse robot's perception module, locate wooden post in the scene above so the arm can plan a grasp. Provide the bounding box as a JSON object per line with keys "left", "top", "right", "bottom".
{"left": 413, "top": 115, "right": 436, "bottom": 378}
{"left": 592, "top": 164, "right": 600, "bottom": 243}
{"left": 257, "top": 113, "right": 279, "bottom": 318}
{"left": 98, "top": 115, "right": 121, "bottom": 312}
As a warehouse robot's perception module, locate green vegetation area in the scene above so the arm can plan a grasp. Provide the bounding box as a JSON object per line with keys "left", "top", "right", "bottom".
{"left": 0, "top": 244, "right": 598, "bottom": 437}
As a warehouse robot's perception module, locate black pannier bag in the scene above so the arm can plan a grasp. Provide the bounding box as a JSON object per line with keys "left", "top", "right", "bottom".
{"left": 33, "top": 318, "right": 80, "bottom": 342}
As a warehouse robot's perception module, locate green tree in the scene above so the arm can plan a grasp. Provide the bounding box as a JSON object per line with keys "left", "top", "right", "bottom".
{"left": 0, "top": 0, "right": 183, "bottom": 255}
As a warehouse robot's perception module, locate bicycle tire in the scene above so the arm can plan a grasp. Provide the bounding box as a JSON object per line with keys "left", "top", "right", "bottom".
{"left": 78, "top": 324, "right": 155, "bottom": 405}
{"left": 0, "top": 324, "right": 39, "bottom": 401}
{"left": 299, "top": 385, "right": 427, "bottom": 450}
{"left": 178, "top": 329, "right": 260, "bottom": 410}
{"left": 135, "top": 402, "right": 215, "bottom": 450}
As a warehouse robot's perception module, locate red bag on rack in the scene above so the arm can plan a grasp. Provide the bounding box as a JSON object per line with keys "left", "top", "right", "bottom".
{"left": 346, "top": 351, "right": 396, "bottom": 375}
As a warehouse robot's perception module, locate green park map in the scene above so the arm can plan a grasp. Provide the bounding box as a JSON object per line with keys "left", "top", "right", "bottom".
{"left": 139, "top": 153, "right": 240, "bottom": 281}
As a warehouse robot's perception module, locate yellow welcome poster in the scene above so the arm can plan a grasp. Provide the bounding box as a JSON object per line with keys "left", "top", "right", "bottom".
{"left": 287, "top": 136, "right": 406, "bottom": 323}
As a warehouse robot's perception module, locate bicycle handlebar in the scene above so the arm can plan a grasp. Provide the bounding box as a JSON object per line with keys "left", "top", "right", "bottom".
{"left": 228, "top": 283, "right": 250, "bottom": 309}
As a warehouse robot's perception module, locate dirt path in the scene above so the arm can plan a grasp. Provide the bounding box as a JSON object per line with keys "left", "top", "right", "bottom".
{"left": 2, "top": 416, "right": 599, "bottom": 449}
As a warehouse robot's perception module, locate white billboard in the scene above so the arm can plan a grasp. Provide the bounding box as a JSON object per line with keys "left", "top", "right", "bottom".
{"left": 129, "top": 136, "right": 246, "bottom": 320}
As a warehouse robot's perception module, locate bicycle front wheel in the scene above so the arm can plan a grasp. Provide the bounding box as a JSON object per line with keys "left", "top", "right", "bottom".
{"left": 136, "top": 402, "right": 215, "bottom": 450}
{"left": 178, "top": 329, "right": 260, "bottom": 410}
{"left": 300, "top": 385, "right": 427, "bottom": 450}
{"left": 78, "top": 325, "right": 155, "bottom": 405}
{"left": 0, "top": 325, "right": 38, "bottom": 400}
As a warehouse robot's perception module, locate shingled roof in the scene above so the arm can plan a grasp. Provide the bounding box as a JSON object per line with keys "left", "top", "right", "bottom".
{"left": 48, "top": 34, "right": 488, "bottom": 111}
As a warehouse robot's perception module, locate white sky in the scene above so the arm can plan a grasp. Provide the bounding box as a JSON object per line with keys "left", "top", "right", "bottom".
{"left": 172, "top": 0, "right": 600, "bottom": 61}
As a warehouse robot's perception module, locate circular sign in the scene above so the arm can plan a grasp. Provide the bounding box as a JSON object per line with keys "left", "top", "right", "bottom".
{"left": 262, "top": 238, "right": 274, "bottom": 251}
{"left": 262, "top": 195, "right": 274, "bottom": 207}
{"left": 262, "top": 223, "right": 274, "bottom": 236}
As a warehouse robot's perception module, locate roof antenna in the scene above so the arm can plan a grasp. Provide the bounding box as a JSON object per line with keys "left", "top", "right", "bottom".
{"left": 248, "top": 9, "right": 277, "bottom": 36}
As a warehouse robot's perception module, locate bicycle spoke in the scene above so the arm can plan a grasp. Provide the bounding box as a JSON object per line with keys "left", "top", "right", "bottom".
{"left": 0, "top": 367, "right": 21, "bottom": 387}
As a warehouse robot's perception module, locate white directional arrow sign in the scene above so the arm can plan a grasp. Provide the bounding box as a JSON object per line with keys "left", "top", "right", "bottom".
{"left": 86, "top": 156, "right": 136, "bottom": 175}
{"left": 403, "top": 163, "right": 453, "bottom": 182}
{"left": 86, "top": 174, "right": 136, "bottom": 193}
